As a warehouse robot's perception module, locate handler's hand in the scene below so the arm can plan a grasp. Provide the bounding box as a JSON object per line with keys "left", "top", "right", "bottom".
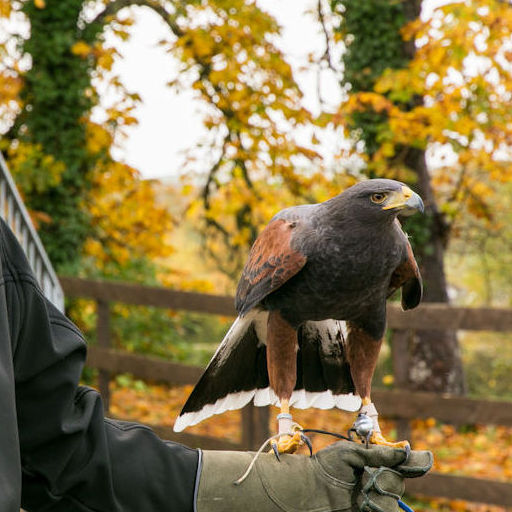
{"left": 196, "top": 441, "right": 433, "bottom": 511}
{"left": 318, "top": 442, "right": 433, "bottom": 511}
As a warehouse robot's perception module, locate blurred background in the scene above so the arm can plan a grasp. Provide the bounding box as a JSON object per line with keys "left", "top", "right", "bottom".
{"left": 1, "top": 0, "right": 512, "bottom": 510}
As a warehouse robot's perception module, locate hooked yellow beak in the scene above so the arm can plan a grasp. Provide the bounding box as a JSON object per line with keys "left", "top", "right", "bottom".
{"left": 382, "top": 185, "right": 424, "bottom": 215}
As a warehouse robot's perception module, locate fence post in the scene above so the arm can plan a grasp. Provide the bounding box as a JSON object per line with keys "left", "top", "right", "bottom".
{"left": 97, "top": 299, "right": 111, "bottom": 413}
{"left": 241, "top": 404, "right": 270, "bottom": 450}
{"left": 391, "top": 329, "right": 412, "bottom": 443}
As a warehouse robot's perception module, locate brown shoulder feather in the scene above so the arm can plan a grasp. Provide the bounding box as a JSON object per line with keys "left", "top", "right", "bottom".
{"left": 235, "top": 219, "right": 307, "bottom": 314}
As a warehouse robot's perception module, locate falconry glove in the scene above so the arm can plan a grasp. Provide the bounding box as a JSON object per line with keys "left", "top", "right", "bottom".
{"left": 195, "top": 441, "right": 432, "bottom": 512}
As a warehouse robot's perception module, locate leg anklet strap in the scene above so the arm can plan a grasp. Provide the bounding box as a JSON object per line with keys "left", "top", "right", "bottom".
{"left": 277, "top": 413, "right": 294, "bottom": 435}
{"left": 360, "top": 402, "right": 381, "bottom": 434}
{"left": 360, "top": 402, "right": 378, "bottom": 416}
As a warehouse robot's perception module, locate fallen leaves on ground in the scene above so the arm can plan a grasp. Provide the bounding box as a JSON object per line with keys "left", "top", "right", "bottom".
{"left": 108, "top": 380, "right": 512, "bottom": 512}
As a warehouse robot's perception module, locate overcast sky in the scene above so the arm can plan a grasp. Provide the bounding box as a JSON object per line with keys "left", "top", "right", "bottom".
{"left": 106, "top": 0, "right": 449, "bottom": 180}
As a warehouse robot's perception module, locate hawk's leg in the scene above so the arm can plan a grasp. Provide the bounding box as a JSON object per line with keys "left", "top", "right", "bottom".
{"left": 347, "top": 322, "right": 409, "bottom": 448}
{"left": 266, "top": 311, "right": 309, "bottom": 455}
{"left": 271, "top": 398, "right": 305, "bottom": 456}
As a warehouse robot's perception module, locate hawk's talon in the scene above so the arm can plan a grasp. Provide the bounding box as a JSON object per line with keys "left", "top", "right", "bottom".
{"left": 403, "top": 442, "right": 411, "bottom": 462}
{"left": 300, "top": 433, "right": 313, "bottom": 456}
{"left": 270, "top": 440, "right": 281, "bottom": 461}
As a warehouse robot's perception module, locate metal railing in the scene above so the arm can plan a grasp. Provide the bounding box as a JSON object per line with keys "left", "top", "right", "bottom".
{"left": 0, "top": 152, "right": 64, "bottom": 311}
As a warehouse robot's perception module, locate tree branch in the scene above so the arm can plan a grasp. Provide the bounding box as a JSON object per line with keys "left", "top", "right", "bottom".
{"left": 88, "top": 0, "right": 183, "bottom": 37}
{"left": 315, "top": 0, "right": 343, "bottom": 108}
{"left": 202, "top": 133, "right": 230, "bottom": 211}
{"left": 317, "top": 0, "right": 336, "bottom": 72}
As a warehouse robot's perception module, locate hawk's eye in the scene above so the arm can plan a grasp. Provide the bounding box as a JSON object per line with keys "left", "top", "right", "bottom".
{"left": 371, "top": 193, "right": 387, "bottom": 204}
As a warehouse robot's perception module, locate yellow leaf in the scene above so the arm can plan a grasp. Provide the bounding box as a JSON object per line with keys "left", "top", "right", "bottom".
{"left": 97, "top": 52, "right": 114, "bottom": 71}
{"left": 0, "top": 1, "right": 12, "bottom": 16}
{"left": 382, "top": 374, "right": 394, "bottom": 385}
{"left": 71, "top": 41, "right": 91, "bottom": 57}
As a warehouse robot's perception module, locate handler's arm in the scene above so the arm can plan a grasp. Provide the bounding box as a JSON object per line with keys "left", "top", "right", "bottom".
{"left": 0, "top": 220, "right": 198, "bottom": 512}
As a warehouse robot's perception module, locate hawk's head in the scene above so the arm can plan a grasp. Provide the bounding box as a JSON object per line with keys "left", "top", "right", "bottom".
{"left": 337, "top": 179, "right": 424, "bottom": 223}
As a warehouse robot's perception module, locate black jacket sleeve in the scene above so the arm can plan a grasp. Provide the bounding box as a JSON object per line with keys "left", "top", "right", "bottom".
{"left": 0, "top": 219, "right": 199, "bottom": 512}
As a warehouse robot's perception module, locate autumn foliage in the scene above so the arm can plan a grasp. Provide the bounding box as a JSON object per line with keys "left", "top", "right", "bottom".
{"left": 2, "top": 1, "right": 512, "bottom": 509}
{"left": 336, "top": 0, "right": 512, "bottom": 227}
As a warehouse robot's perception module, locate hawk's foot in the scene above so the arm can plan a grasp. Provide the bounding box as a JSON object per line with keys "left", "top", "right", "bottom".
{"left": 270, "top": 431, "right": 303, "bottom": 455}
{"left": 269, "top": 425, "right": 312, "bottom": 459}
{"left": 269, "top": 403, "right": 313, "bottom": 458}
{"left": 369, "top": 431, "right": 410, "bottom": 449}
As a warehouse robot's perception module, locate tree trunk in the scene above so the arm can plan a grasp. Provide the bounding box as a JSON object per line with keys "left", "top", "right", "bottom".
{"left": 400, "top": 0, "right": 465, "bottom": 395}
{"left": 404, "top": 148, "right": 466, "bottom": 394}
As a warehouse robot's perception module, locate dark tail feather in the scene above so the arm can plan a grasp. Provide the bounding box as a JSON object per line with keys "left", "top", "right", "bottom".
{"left": 174, "top": 314, "right": 268, "bottom": 432}
{"left": 291, "top": 320, "right": 360, "bottom": 410}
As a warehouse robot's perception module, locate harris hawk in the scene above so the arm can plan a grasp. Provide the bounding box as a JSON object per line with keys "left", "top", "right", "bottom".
{"left": 174, "top": 179, "right": 423, "bottom": 453}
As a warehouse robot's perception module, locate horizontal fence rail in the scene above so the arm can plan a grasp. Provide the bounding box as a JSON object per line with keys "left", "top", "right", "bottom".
{"left": 60, "top": 276, "right": 512, "bottom": 507}
{"left": 60, "top": 276, "right": 235, "bottom": 316}
{"left": 60, "top": 276, "right": 512, "bottom": 331}
{"left": 87, "top": 345, "right": 512, "bottom": 428}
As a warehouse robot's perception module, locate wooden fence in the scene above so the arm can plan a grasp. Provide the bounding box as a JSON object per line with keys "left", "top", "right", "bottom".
{"left": 60, "top": 276, "right": 512, "bottom": 507}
